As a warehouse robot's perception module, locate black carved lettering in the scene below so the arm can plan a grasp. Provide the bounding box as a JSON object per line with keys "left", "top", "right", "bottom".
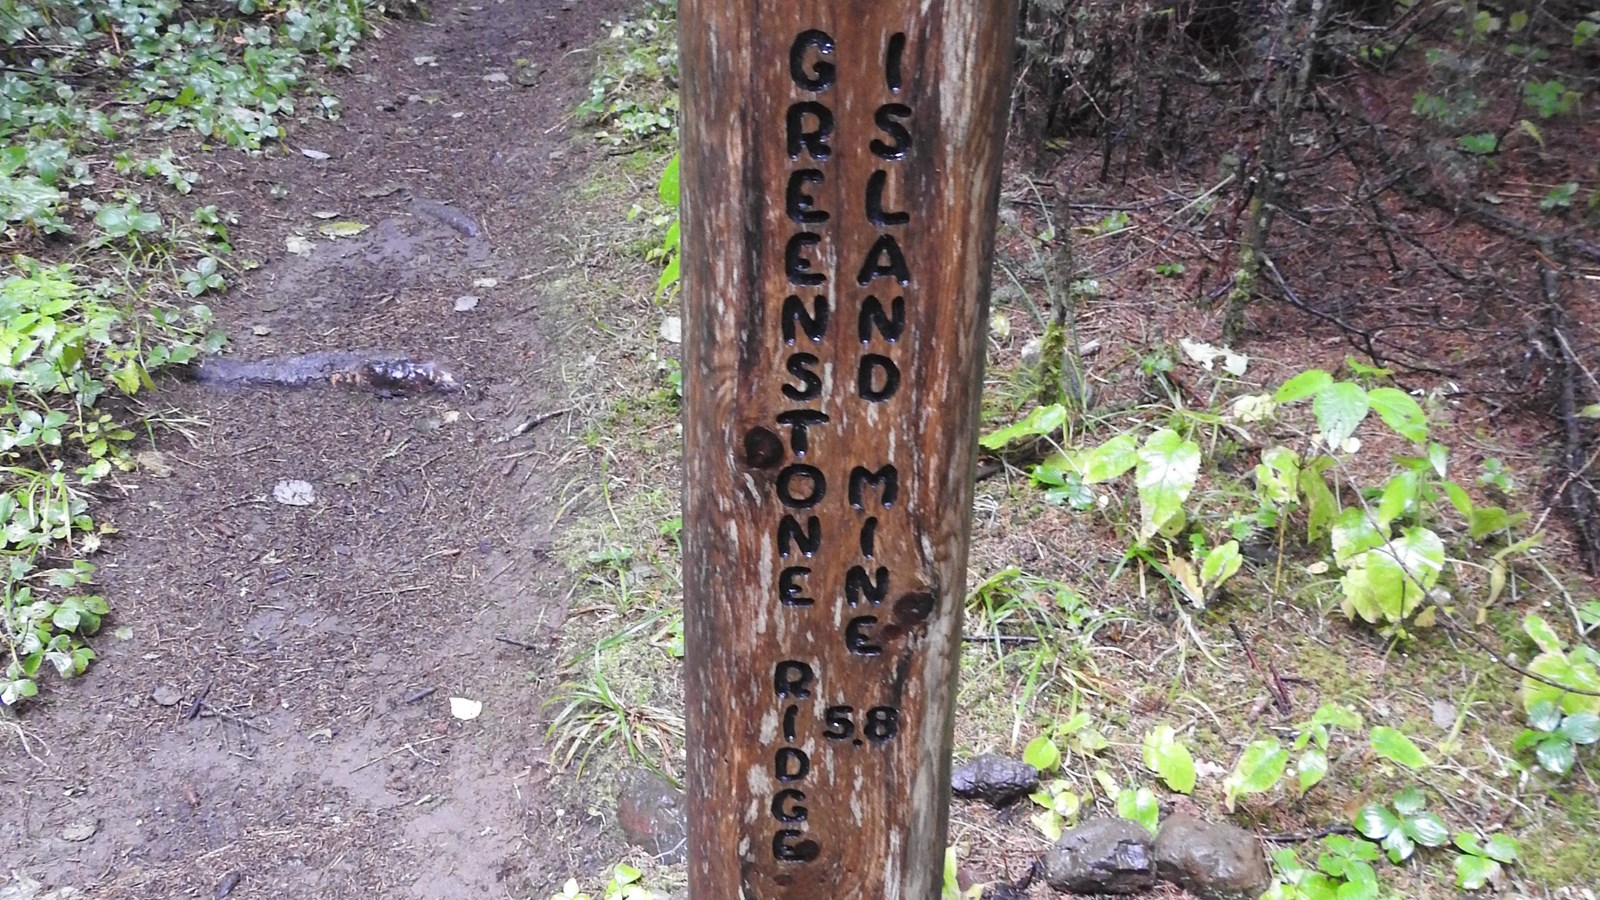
{"left": 776, "top": 464, "right": 826, "bottom": 508}
{"left": 743, "top": 426, "right": 785, "bottom": 469}
{"left": 787, "top": 102, "right": 833, "bottom": 161}
{"left": 772, "top": 789, "right": 809, "bottom": 823}
{"left": 846, "top": 616, "right": 882, "bottom": 655}
{"left": 823, "top": 705, "right": 855, "bottom": 739}
{"left": 777, "top": 562, "right": 813, "bottom": 602}
{"left": 773, "top": 830, "right": 821, "bottom": 863}
{"left": 782, "top": 294, "right": 829, "bottom": 344}
{"left": 849, "top": 464, "right": 900, "bottom": 509}
{"left": 783, "top": 353, "right": 822, "bottom": 401}
{"left": 858, "top": 354, "right": 901, "bottom": 401}
{"left": 846, "top": 565, "right": 890, "bottom": 607}
{"left": 865, "top": 706, "right": 901, "bottom": 742}
{"left": 866, "top": 170, "right": 910, "bottom": 226}
{"left": 776, "top": 410, "right": 829, "bottom": 455}
{"left": 885, "top": 32, "right": 906, "bottom": 93}
{"left": 786, "top": 233, "right": 826, "bottom": 287}
{"left": 783, "top": 704, "right": 799, "bottom": 741}
{"left": 786, "top": 169, "right": 829, "bottom": 224}
{"left": 859, "top": 516, "right": 878, "bottom": 557}
{"left": 775, "top": 747, "right": 810, "bottom": 782}
{"left": 789, "top": 30, "right": 836, "bottom": 91}
{"left": 774, "top": 660, "right": 815, "bottom": 698}
{"left": 870, "top": 103, "right": 912, "bottom": 160}
{"left": 858, "top": 295, "right": 906, "bottom": 343}
{"left": 855, "top": 234, "right": 911, "bottom": 285}
{"left": 777, "top": 516, "right": 821, "bottom": 557}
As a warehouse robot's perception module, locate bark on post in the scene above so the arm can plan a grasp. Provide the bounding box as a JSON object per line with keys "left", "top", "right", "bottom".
{"left": 679, "top": 2, "right": 1018, "bottom": 897}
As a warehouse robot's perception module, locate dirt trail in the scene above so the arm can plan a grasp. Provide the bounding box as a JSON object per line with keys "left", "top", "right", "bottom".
{"left": 2, "top": 2, "right": 628, "bottom": 897}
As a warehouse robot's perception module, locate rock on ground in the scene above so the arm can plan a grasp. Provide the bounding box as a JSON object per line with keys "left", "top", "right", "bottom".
{"left": 1153, "top": 812, "right": 1272, "bottom": 900}
{"left": 1041, "top": 817, "right": 1156, "bottom": 895}
{"left": 615, "top": 769, "right": 688, "bottom": 865}
{"left": 951, "top": 754, "right": 1040, "bottom": 808}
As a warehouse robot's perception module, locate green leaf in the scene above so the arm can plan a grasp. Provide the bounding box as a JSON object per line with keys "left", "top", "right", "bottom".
{"left": 1312, "top": 382, "right": 1370, "bottom": 451}
{"left": 1301, "top": 457, "right": 1338, "bottom": 541}
{"left": 1200, "top": 541, "right": 1242, "bottom": 591}
{"left": 1403, "top": 812, "right": 1449, "bottom": 847}
{"left": 1276, "top": 369, "right": 1333, "bottom": 403}
{"left": 657, "top": 153, "right": 680, "bottom": 207}
{"left": 1331, "top": 508, "right": 1385, "bottom": 568}
{"left": 1222, "top": 738, "right": 1288, "bottom": 810}
{"left": 1457, "top": 133, "right": 1498, "bottom": 154}
{"left": 1311, "top": 702, "right": 1364, "bottom": 730}
{"left": 1561, "top": 712, "right": 1600, "bottom": 744}
{"left": 1079, "top": 432, "right": 1139, "bottom": 484}
{"left": 1366, "top": 387, "right": 1427, "bottom": 441}
{"left": 1375, "top": 472, "right": 1416, "bottom": 528}
{"left": 1523, "top": 613, "right": 1565, "bottom": 654}
{"left": 1380, "top": 828, "right": 1416, "bottom": 863}
{"left": 1353, "top": 804, "right": 1400, "bottom": 839}
{"left": 979, "top": 404, "right": 1068, "bottom": 450}
{"left": 1527, "top": 700, "right": 1563, "bottom": 733}
{"left": 1024, "top": 736, "right": 1061, "bottom": 773}
{"left": 1536, "top": 735, "right": 1576, "bottom": 774}
{"left": 1455, "top": 854, "right": 1500, "bottom": 890}
{"left": 1135, "top": 429, "right": 1201, "bottom": 541}
{"left": 1255, "top": 447, "right": 1301, "bottom": 506}
{"left": 1370, "top": 726, "right": 1432, "bottom": 770}
{"left": 1116, "top": 786, "right": 1160, "bottom": 834}
{"left": 1142, "top": 724, "right": 1198, "bottom": 794}
{"left": 1295, "top": 748, "right": 1328, "bottom": 796}
{"left": 1482, "top": 833, "right": 1519, "bottom": 863}
{"left": 1391, "top": 786, "right": 1426, "bottom": 815}
{"left": 1339, "top": 528, "right": 1445, "bottom": 625}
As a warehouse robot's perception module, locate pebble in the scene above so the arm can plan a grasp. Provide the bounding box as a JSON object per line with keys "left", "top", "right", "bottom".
{"left": 1041, "top": 818, "right": 1156, "bottom": 895}
{"left": 151, "top": 685, "right": 182, "bottom": 707}
{"left": 950, "top": 754, "right": 1039, "bottom": 808}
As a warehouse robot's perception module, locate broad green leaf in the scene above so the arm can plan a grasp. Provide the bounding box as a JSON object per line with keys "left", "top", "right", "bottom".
{"left": 657, "top": 153, "right": 681, "bottom": 206}
{"left": 1392, "top": 786, "right": 1426, "bottom": 815}
{"left": 1331, "top": 508, "right": 1386, "bottom": 568}
{"left": 1468, "top": 506, "right": 1524, "bottom": 540}
{"left": 1339, "top": 528, "right": 1444, "bottom": 625}
{"left": 1116, "top": 786, "right": 1160, "bottom": 834}
{"left": 1080, "top": 432, "right": 1139, "bottom": 484}
{"left": 1528, "top": 700, "right": 1563, "bottom": 733}
{"left": 1482, "top": 834, "right": 1519, "bottom": 863}
{"left": 1455, "top": 854, "right": 1500, "bottom": 890}
{"left": 1353, "top": 803, "right": 1400, "bottom": 839}
{"left": 1135, "top": 429, "right": 1201, "bottom": 541}
{"left": 1222, "top": 738, "right": 1288, "bottom": 810}
{"left": 1312, "top": 382, "right": 1370, "bottom": 451}
{"left": 1524, "top": 651, "right": 1600, "bottom": 716}
{"left": 1311, "top": 702, "right": 1363, "bottom": 730}
{"left": 1255, "top": 447, "right": 1300, "bottom": 506}
{"left": 1370, "top": 726, "right": 1432, "bottom": 770}
{"left": 1276, "top": 369, "right": 1333, "bottom": 403}
{"left": 1366, "top": 387, "right": 1427, "bottom": 442}
{"left": 1200, "top": 540, "right": 1242, "bottom": 591}
{"left": 1535, "top": 735, "right": 1575, "bottom": 774}
{"left": 1523, "top": 615, "right": 1565, "bottom": 655}
{"left": 980, "top": 404, "right": 1068, "bottom": 450}
{"left": 1381, "top": 828, "right": 1416, "bottom": 863}
{"left": 1375, "top": 472, "right": 1417, "bottom": 528}
{"left": 1442, "top": 480, "right": 1475, "bottom": 519}
{"left": 1403, "top": 812, "right": 1449, "bottom": 847}
{"left": 1301, "top": 457, "right": 1338, "bottom": 541}
{"left": 1141, "top": 725, "right": 1197, "bottom": 794}
{"left": 1295, "top": 748, "right": 1328, "bottom": 796}
{"left": 1023, "top": 735, "right": 1061, "bottom": 773}
{"left": 1561, "top": 712, "right": 1600, "bottom": 744}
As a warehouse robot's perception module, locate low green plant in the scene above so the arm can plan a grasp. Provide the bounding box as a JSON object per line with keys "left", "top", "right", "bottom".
{"left": 1222, "top": 737, "right": 1289, "bottom": 811}
{"left": 1267, "top": 836, "right": 1388, "bottom": 900}
{"left": 1452, "top": 832, "right": 1518, "bottom": 890}
{"left": 1115, "top": 785, "right": 1159, "bottom": 834}
{"left": 1354, "top": 787, "right": 1449, "bottom": 863}
{"left": 1140, "top": 724, "right": 1197, "bottom": 793}
{"left": 578, "top": 0, "right": 679, "bottom": 145}
{"left": 544, "top": 666, "right": 685, "bottom": 777}
{"left": 1514, "top": 700, "right": 1599, "bottom": 776}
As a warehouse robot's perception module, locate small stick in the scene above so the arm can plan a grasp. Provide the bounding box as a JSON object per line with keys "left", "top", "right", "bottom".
{"left": 403, "top": 687, "right": 438, "bottom": 704}
{"left": 497, "top": 408, "right": 574, "bottom": 443}
{"left": 1264, "top": 824, "right": 1359, "bottom": 843}
{"left": 960, "top": 634, "right": 1040, "bottom": 645}
{"left": 494, "top": 635, "right": 540, "bottom": 651}
{"left": 186, "top": 680, "right": 213, "bottom": 721}
{"left": 351, "top": 735, "right": 449, "bottom": 773}
{"left": 1230, "top": 623, "right": 1292, "bottom": 715}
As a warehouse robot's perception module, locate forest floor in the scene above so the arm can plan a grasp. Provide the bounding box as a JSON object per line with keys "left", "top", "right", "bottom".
{"left": 4, "top": 2, "right": 1600, "bottom": 900}
{"left": 1, "top": 2, "right": 639, "bottom": 898}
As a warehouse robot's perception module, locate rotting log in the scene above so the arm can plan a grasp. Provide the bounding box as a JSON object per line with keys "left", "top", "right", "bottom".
{"left": 679, "top": 2, "right": 1018, "bottom": 897}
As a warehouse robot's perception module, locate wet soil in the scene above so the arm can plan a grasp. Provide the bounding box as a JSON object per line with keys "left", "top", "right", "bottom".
{"left": 1, "top": 1, "right": 630, "bottom": 897}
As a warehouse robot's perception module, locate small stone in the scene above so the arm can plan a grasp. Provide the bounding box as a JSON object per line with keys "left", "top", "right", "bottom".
{"left": 60, "top": 820, "right": 99, "bottom": 842}
{"left": 454, "top": 295, "right": 480, "bottom": 312}
{"left": 482, "top": 71, "right": 509, "bottom": 83}
{"left": 1041, "top": 818, "right": 1156, "bottom": 895}
{"left": 950, "top": 754, "right": 1039, "bottom": 808}
{"left": 616, "top": 769, "right": 687, "bottom": 864}
{"left": 1153, "top": 813, "right": 1271, "bottom": 900}
{"left": 151, "top": 685, "right": 182, "bottom": 707}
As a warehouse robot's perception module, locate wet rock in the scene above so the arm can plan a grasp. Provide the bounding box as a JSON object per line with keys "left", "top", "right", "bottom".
{"left": 616, "top": 769, "right": 687, "bottom": 864}
{"left": 1041, "top": 818, "right": 1156, "bottom": 894}
{"left": 951, "top": 754, "right": 1039, "bottom": 808}
{"left": 1153, "top": 813, "right": 1271, "bottom": 900}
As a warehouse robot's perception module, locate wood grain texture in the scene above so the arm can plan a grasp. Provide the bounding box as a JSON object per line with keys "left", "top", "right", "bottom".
{"left": 681, "top": 2, "right": 1017, "bottom": 897}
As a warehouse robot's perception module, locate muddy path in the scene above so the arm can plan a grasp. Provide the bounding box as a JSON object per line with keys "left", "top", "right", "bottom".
{"left": 1, "top": 2, "right": 630, "bottom": 897}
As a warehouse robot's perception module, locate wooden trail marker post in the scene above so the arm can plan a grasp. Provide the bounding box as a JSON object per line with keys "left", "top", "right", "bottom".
{"left": 681, "top": 2, "right": 1018, "bottom": 897}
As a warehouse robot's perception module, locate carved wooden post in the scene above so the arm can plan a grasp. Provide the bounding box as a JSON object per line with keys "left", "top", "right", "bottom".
{"left": 680, "top": 2, "right": 1018, "bottom": 897}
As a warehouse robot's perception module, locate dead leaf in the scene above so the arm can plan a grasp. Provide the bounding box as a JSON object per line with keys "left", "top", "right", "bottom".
{"left": 319, "top": 221, "right": 369, "bottom": 238}
{"left": 450, "top": 697, "right": 483, "bottom": 721}
{"left": 300, "top": 147, "right": 331, "bottom": 161}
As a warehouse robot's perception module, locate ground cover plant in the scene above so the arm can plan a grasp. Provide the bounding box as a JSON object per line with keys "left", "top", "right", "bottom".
{"left": 538, "top": 0, "right": 1600, "bottom": 896}
{"left": 0, "top": 0, "right": 393, "bottom": 704}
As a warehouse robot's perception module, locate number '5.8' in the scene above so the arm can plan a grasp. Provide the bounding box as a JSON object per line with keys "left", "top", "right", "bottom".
{"left": 823, "top": 705, "right": 900, "bottom": 743}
